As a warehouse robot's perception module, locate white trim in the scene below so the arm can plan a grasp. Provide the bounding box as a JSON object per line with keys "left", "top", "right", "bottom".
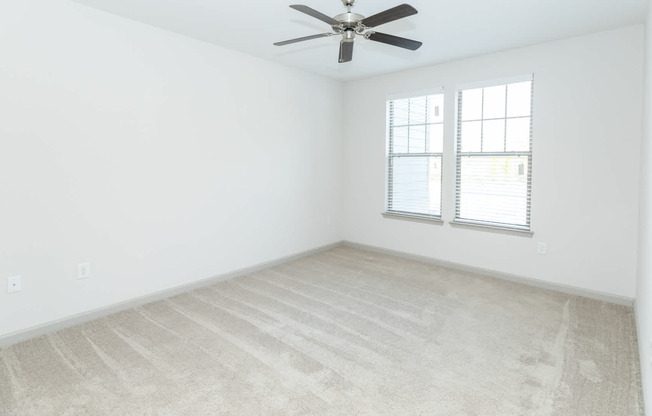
{"left": 0, "top": 242, "right": 341, "bottom": 348}
{"left": 382, "top": 212, "right": 444, "bottom": 225}
{"left": 386, "top": 86, "right": 444, "bottom": 101}
{"left": 449, "top": 220, "right": 534, "bottom": 236}
{"left": 456, "top": 73, "right": 534, "bottom": 91}
{"left": 340, "top": 241, "right": 634, "bottom": 307}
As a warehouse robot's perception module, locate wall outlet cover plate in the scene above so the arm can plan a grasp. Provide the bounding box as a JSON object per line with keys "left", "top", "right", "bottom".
{"left": 7, "top": 276, "right": 21, "bottom": 293}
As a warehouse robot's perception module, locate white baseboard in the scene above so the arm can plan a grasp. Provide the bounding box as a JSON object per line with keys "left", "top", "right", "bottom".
{"left": 0, "top": 242, "right": 341, "bottom": 348}
{"left": 1, "top": 239, "right": 633, "bottom": 348}
{"left": 341, "top": 240, "right": 635, "bottom": 307}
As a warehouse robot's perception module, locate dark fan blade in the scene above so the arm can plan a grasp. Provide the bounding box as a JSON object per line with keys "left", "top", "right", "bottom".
{"left": 360, "top": 4, "right": 418, "bottom": 28}
{"left": 367, "top": 31, "right": 422, "bottom": 51}
{"left": 290, "top": 5, "right": 340, "bottom": 26}
{"left": 338, "top": 40, "right": 354, "bottom": 63}
{"left": 274, "top": 33, "right": 332, "bottom": 46}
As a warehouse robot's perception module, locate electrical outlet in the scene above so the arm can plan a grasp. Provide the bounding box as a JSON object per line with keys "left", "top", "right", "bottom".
{"left": 78, "top": 263, "right": 91, "bottom": 279}
{"left": 7, "top": 276, "right": 21, "bottom": 293}
{"left": 537, "top": 242, "right": 548, "bottom": 255}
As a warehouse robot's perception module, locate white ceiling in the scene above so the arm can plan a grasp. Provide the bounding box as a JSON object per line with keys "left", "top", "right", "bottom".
{"left": 74, "top": 0, "right": 648, "bottom": 81}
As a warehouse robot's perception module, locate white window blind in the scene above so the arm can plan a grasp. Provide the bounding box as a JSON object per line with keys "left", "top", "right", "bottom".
{"left": 455, "top": 76, "right": 533, "bottom": 230}
{"left": 386, "top": 92, "right": 444, "bottom": 219}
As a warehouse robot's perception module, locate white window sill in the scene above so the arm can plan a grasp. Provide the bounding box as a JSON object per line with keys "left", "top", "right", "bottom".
{"left": 382, "top": 212, "right": 444, "bottom": 225}
{"left": 449, "top": 220, "right": 534, "bottom": 237}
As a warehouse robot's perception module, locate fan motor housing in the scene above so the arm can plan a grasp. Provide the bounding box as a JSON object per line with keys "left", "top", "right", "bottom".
{"left": 333, "top": 12, "right": 365, "bottom": 29}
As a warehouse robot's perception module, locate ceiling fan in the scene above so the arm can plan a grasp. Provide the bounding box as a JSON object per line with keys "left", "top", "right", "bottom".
{"left": 273, "top": 0, "right": 422, "bottom": 63}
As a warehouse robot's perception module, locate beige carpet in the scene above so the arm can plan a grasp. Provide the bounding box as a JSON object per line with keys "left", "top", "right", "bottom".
{"left": 0, "top": 246, "right": 643, "bottom": 415}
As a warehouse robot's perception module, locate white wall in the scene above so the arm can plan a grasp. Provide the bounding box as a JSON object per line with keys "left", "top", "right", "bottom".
{"left": 0, "top": 0, "right": 342, "bottom": 338}
{"left": 0, "top": 0, "right": 644, "bottom": 346}
{"left": 342, "top": 26, "right": 644, "bottom": 299}
{"left": 637, "top": 1, "right": 652, "bottom": 412}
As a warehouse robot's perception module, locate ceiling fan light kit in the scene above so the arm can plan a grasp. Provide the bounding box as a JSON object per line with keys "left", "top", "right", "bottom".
{"left": 274, "top": 0, "right": 422, "bottom": 63}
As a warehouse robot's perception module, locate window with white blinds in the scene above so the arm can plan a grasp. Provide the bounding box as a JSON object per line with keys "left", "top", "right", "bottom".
{"left": 386, "top": 92, "right": 444, "bottom": 219}
{"left": 455, "top": 76, "right": 533, "bottom": 231}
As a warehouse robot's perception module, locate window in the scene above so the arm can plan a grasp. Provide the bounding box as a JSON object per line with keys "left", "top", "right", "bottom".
{"left": 386, "top": 91, "right": 444, "bottom": 219}
{"left": 455, "top": 76, "right": 533, "bottom": 231}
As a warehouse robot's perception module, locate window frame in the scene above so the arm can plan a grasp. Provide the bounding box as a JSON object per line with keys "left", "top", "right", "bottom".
{"left": 385, "top": 88, "right": 445, "bottom": 222}
{"left": 453, "top": 74, "right": 534, "bottom": 233}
